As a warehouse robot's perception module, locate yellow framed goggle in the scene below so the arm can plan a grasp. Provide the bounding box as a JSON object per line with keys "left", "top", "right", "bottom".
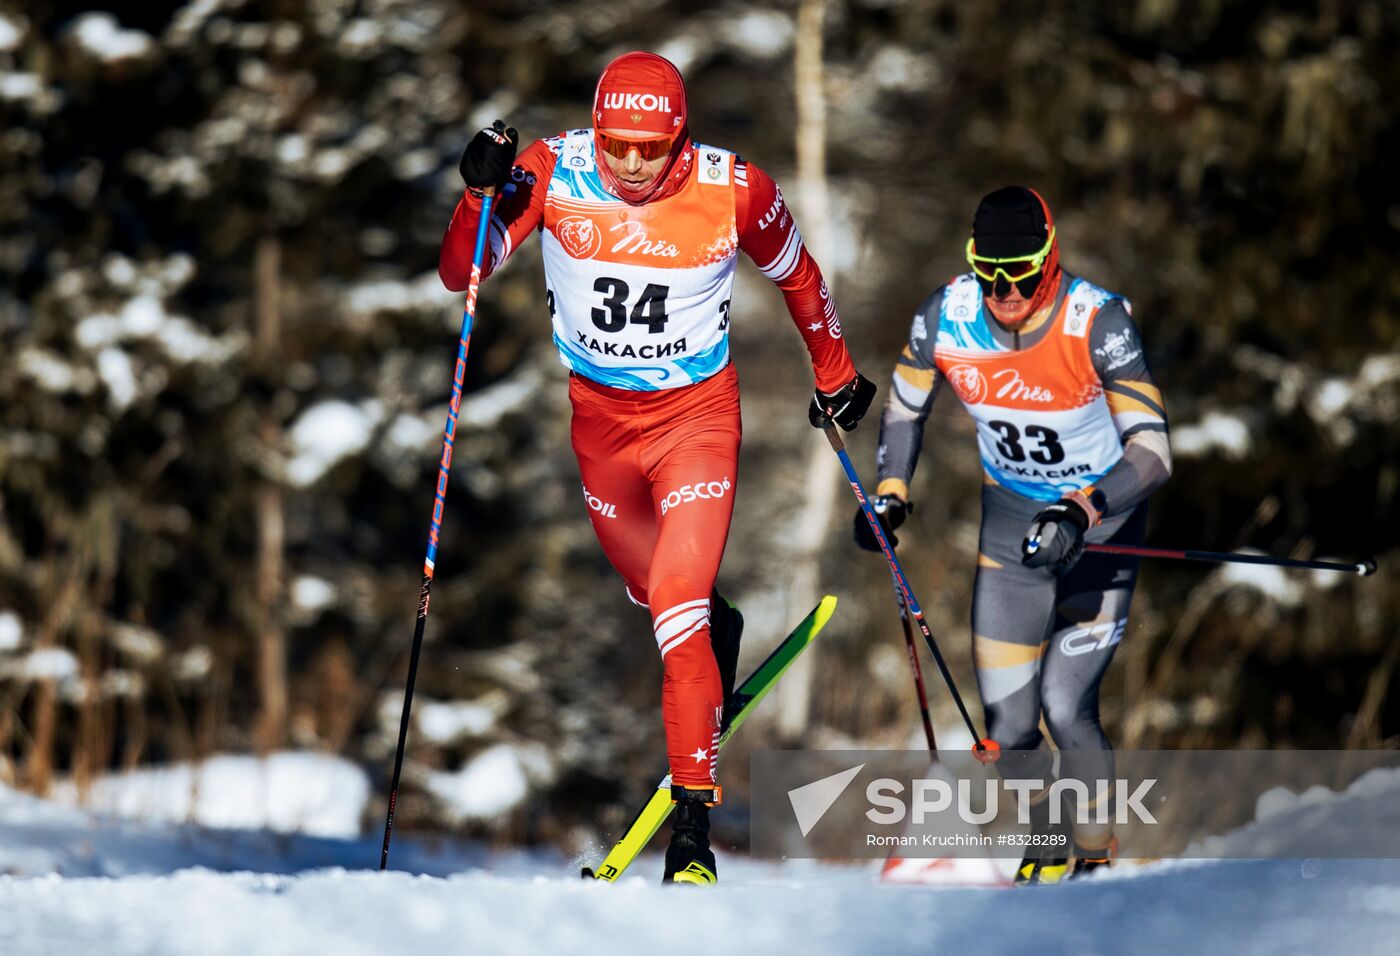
{"left": 965, "top": 227, "right": 1056, "bottom": 284}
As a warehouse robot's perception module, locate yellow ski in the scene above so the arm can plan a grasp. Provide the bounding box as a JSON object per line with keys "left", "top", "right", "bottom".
{"left": 583, "top": 595, "right": 838, "bottom": 882}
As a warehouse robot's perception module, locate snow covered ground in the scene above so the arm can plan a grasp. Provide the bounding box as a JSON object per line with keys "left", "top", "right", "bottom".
{"left": 48, "top": 752, "right": 371, "bottom": 839}
{"left": 3, "top": 762, "right": 1400, "bottom": 955}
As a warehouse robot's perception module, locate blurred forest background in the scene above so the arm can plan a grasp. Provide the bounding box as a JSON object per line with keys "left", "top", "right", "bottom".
{"left": 1, "top": 0, "right": 1396, "bottom": 852}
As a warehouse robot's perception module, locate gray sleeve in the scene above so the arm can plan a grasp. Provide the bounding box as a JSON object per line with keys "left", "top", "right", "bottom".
{"left": 1087, "top": 300, "right": 1173, "bottom": 517}
{"left": 874, "top": 289, "right": 945, "bottom": 500}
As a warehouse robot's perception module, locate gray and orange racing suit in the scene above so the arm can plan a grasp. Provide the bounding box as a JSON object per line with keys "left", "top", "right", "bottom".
{"left": 875, "top": 271, "right": 1172, "bottom": 854}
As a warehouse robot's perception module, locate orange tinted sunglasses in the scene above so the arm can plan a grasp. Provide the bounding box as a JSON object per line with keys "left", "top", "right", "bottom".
{"left": 596, "top": 130, "right": 675, "bottom": 161}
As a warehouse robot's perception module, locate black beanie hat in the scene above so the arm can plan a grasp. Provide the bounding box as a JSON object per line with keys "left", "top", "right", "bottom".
{"left": 972, "top": 186, "right": 1051, "bottom": 259}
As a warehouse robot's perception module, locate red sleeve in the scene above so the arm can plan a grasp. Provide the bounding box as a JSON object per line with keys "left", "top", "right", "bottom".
{"left": 735, "top": 160, "right": 857, "bottom": 393}
{"left": 438, "top": 137, "right": 556, "bottom": 291}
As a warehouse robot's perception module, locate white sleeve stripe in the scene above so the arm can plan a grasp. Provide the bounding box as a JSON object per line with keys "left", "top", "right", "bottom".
{"left": 1111, "top": 411, "right": 1164, "bottom": 434}
{"left": 757, "top": 224, "right": 802, "bottom": 280}
{"left": 484, "top": 218, "right": 506, "bottom": 271}
{"left": 755, "top": 228, "right": 793, "bottom": 275}
{"left": 893, "top": 374, "right": 932, "bottom": 409}
{"left": 771, "top": 227, "right": 803, "bottom": 280}
{"left": 487, "top": 217, "right": 510, "bottom": 271}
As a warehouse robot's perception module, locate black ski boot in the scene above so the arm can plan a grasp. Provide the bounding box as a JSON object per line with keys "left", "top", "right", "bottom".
{"left": 1014, "top": 793, "right": 1072, "bottom": 886}
{"left": 710, "top": 590, "right": 744, "bottom": 733}
{"left": 663, "top": 786, "right": 718, "bottom": 885}
{"left": 1069, "top": 839, "right": 1115, "bottom": 879}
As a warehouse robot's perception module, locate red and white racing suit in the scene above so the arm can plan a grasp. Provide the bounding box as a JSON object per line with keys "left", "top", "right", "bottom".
{"left": 440, "top": 130, "right": 855, "bottom": 787}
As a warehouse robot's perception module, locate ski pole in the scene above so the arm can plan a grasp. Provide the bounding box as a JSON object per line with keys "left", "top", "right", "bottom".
{"left": 820, "top": 424, "right": 995, "bottom": 760}
{"left": 379, "top": 186, "right": 496, "bottom": 870}
{"left": 890, "top": 572, "right": 937, "bottom": 751}
{"left": 1085, "top": 543, "right": 1377, "bottom": 577}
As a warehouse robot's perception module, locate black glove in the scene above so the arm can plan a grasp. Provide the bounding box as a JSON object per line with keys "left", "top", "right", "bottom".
{"left": 853, "top": 495, "right": 910, "bottom": 552}
{"left": 459, "top": 119, "right": 519, "bottom": 191}
{"left": 1021, "top": 498, "right": 1092, "bottom": 572}
{"left": 809, "top": 372, "right": 876, "bottom": 431}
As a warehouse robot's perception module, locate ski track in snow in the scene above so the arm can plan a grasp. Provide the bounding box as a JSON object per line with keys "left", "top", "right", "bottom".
{"left": 4, "top": 781, "right": 1400, "bottom": 955}
{"left": 3, "top": 859, "right": 1399, "bottom": 955}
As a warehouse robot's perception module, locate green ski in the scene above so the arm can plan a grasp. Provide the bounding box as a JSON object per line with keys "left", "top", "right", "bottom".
{"left": 583, "top": 595, "right": 838, "bottom": 882}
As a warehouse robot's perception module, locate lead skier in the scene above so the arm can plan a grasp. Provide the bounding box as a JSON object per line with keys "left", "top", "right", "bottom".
{"left": 856, "top": 187, "right": 1172, "bottom": 883}
{"left": 440, "top": 52, "right": 875, "bottom": 884}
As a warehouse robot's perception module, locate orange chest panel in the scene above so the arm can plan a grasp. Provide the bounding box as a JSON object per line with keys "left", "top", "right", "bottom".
{"left": 543, "top": 141, "right": 738, "bottom": 271}
{"left": 932, "top": 276, "right": 1103, "bottom": 412}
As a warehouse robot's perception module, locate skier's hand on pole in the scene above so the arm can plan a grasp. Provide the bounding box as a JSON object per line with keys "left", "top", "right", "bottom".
{"left": 459, "top": 119, "right": 519, "bottom": 192}
{"left": 1021, "top": 495, "right": 1095, "bottom": 572}
{"left": 853, "top": 495, "right": 910, "bottom": 552}
{"left": 821, "top": 421, "right": 997, "bottom": 761}
{"left": 808, "top": 371, "right": 876, "bottom": 431}
{"left": 384, "top": 179, "right": 498, "bottom": 871}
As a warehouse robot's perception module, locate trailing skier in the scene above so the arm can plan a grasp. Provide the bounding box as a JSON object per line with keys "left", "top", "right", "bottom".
{"left": 855, "top": 187, "right": 1173, "bottom": 883}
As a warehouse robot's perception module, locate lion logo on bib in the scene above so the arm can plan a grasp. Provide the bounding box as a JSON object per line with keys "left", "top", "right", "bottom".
{"left": 556, "top": 215, "right": 603, "bottom": 260}
{"left": 947, "top": 364, "right": 988, "bottom": 405}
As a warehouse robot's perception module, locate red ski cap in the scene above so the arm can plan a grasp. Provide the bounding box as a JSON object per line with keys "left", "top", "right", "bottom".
{"left": 593, "top": 51, "right": 687, "bottom": 136}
